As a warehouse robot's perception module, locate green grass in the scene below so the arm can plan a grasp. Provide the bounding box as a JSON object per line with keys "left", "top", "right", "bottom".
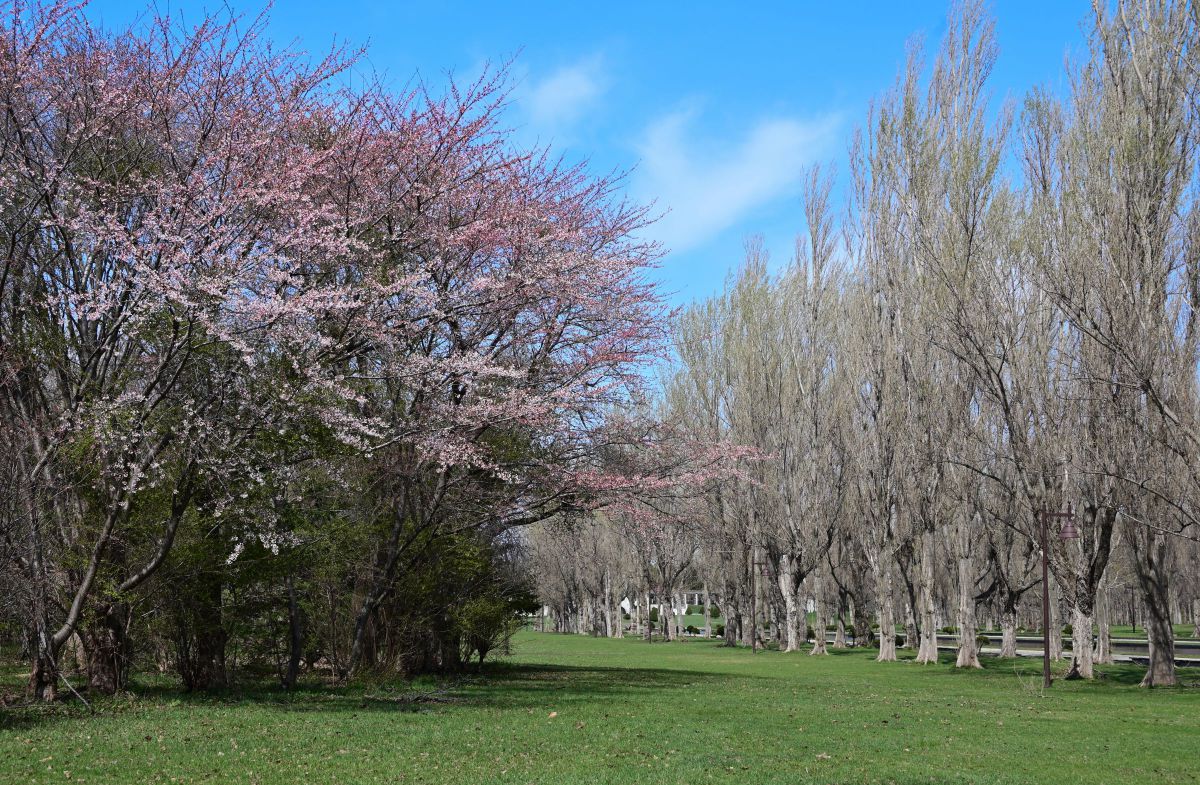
{"left": 3, "top": 632, "right": 1199, "bottom": 784}
{"left": 679, "top": 613, "right": 724, "bottom": 629}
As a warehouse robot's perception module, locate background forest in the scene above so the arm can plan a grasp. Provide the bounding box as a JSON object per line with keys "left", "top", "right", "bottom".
{"left": 3, "top": 0, "right": 1200, "bottom": 710}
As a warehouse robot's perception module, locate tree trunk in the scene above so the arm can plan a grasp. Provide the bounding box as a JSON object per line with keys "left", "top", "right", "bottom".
{"left": 283, "top": 575, "right": 304, "bottom": 689}
{"left": 901, "top": 601, "right": 917, "bottom": 651}
{"left": 83, "top": 603, "right": 131, "bottom": 694}
{"left": 833, "top": 595, "right": 848, "bottom": 649}
{"left": 777, "top": 556, "right": 801, "bottom": 652}
{"left": 873, "top": 557, "right": 896, "bottom": 661}
{"left": 1132, "top": 530, "right": 1175, "bottom": 687}
{"left": 27, "top": 605, "right": 59, "bottom": 702}
{"left": 643, "top": 590, "right": 653, "bottom": 642}
{"left": 740, "top": 608, "right": 753, "bottom": 647}
{"left": 1000, "top": 605, "right": 1018, "bottom": 658}
{"left": 672, "top": 600, "right": 680, "bottom": 641}
{"left": 175, "top": 571, "right": 228, "bottom": 691}
{"left": 810, "top": 573, "right": 827, "bottom": 655}
{"left": 1066, "top": 605, "right": 1096, "bottom": 679}
{"left": 954, "top": 521, "right": 981, "bottom": 668}
{"left": 28, "top": 643, "right": 57, "bottom": 702}
{"left": 1096, "top": 582, "right": 1113, "bottom": 665}
{"left": 676, "top": 592, "right": 685, "bottom": 640}
{"left": 1049, "top": 584, "right": 1064, "bottom": 661}
{"left": 603, "top": 572, "right": 614, "bottom": 638}
{"left": 915, "top": 528, "right": 939, "bottom": 664}
{"left": 703, "top": 583, "right": 711, "bottom": 638}
{"left": 853, "top": 602, "right": 875, "bottom": 650}
{"left": 1192, "top": 598, "right": 1199, "bottom": 640}
{"left": 660, "top": 592, "right": 671, "bottom": 642}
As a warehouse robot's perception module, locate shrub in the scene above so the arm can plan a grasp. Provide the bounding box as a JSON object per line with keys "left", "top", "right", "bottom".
{"left": 806, "top": 625, "right": 816, "bottom": 641}
{"left": 941, "top": 625, "right": 958, "bottom": 635}
{"left": 976, "top": 635, "right": 990, "bottom": 647}
{"left": 714, "top": 624, "right": 725, "bottom": 637}
{"left": 648, "top": 607, "right": 659, "bottom": 623}
{"left": 826, "top": 623, "right": 837, "bottom": 631}
{"left": 685, "top": 625, "right": 700, "bottom": 635}
{"left": 622, "top": 612, "right": 631, "bottom": 620}
{"left": 1063, "top": 623, "right": 1073, "bottom": 635}
{"left": 708, "top": 604, "right": 721, "bottom": 618}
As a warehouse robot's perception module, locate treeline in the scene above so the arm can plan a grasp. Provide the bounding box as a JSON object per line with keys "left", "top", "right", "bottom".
{"left": 0, "top": 2, "right": 669, "bottom": 699}
{"left": 531, "top": 0, "right": 1200, "bottom": 688}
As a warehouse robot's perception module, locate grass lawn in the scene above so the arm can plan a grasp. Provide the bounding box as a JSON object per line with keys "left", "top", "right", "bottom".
{"left": 3, "top": 632, "right": 1199, "bottom": 784}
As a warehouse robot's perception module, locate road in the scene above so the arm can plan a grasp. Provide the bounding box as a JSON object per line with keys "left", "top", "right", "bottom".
{"left": 826, "top": 632, "right": 1200, "bottom": 666}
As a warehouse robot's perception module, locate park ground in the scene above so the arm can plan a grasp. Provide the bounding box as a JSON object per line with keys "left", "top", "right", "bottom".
{"left": 2, "top": 632, "right": 1199, "bottom": 785}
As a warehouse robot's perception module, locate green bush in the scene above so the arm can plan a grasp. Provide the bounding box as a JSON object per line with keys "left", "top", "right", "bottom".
{"left": 1063, "top": 623, "right": 1073, "bottom": 635}
{"left": 714, "top": 624, "right": 725, "bottom": 637}
{"left": 685, "top": 625, "right": 700, "bottom": 635}
{"left": 941, "top": 625, "right": 958, "bottom": 635}
{"left": 686, "top": 605, "right": 704, "bottom": 616}
{"left": 806, "top": 625, "right": 816, "bottom": 641}
{"left": 976, "top": 635, "right": 990, "bottom": 647}
{"left": 826, "top": 623, "right": 837, "bottom": 631}
{"left": 708, "top": 604, "right": 721, "bottom": 618}
{"left": 648, "top": 607, "right": 659, "bottom": 623}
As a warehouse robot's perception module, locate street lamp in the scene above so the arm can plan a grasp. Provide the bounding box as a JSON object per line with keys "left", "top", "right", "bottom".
{"left": 1038, "top": 503, "right": 1078, "bottom": 689}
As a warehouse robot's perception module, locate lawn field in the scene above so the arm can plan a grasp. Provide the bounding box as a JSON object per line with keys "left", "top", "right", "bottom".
{"left": 2, "top": 632, "right": 1199, "bottom": 784}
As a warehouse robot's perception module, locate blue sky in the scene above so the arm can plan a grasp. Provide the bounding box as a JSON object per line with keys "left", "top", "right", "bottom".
{"left": 87, "top": 1, "right": 1089, "bottom": 306}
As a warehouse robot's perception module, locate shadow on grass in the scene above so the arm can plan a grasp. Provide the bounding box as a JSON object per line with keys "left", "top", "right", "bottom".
{"left": 0, "top": 659, "right": 750, "bottom": 732}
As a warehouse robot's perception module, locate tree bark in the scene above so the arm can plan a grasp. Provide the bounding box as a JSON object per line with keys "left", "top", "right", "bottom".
{"left": 643, "top": 589, "right": 653, "bottom": 642}
{"left": 833, "top": 595, "right": 848, "bottom": 649}
{"left": 603, "top": 572, "right": 614, "bottom": 638}
{"left": 873, "top": 556, "right": 896, "bottom": 661}
{"left": 1066, "top": 605, "right": 1096, "bottom": 679}
{"left": 999, "top": 606, "right": 1018, "bottom": 658}
{"left": 175, "top": 573, "right": 228, "bottom": 692}
{"left": 777, "top": 556, "right": 801, "bottom": 652}
{"left": 1049, "top": 583, "right": 1064, "bottom": 661}
{"left": 1131, "top": 530, "right": 1175, "bottom": 687}
{"left": 28, "top": 639, "right": 58, "bottom": 702}
{"left": 954, "top": 591, "right": 981, "bottom": 668}
{"left": 1095, "top": 582, "right": 1113, "bottom": 665}
{"left": 83, "top": 603, "right": 131, "bottom": 694}
{"left": 810, "top": 573, "right": 827, "bottom": 655}
{"left": 901, "top": 602, "right": 917, "bottom": 651}
{"left": 283, "top": 575, "right": 304, "bottom": 689}
{"left": 915, "top": 528, "right": 939, "bottom": 664}
{"left": 703, "top": 583, "right": 711, "bottom": 638}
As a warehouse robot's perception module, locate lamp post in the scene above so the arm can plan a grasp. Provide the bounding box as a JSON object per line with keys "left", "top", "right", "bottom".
{"left": 1038, "top": 503, "right": 1078, "bottom": 688}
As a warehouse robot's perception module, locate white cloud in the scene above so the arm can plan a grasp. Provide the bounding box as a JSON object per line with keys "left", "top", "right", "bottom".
{"left": 521, "top": 55, "right": 608, "bottom": 138}
{"left": 632, "top": 108, "right": 842, "bottom": 253}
